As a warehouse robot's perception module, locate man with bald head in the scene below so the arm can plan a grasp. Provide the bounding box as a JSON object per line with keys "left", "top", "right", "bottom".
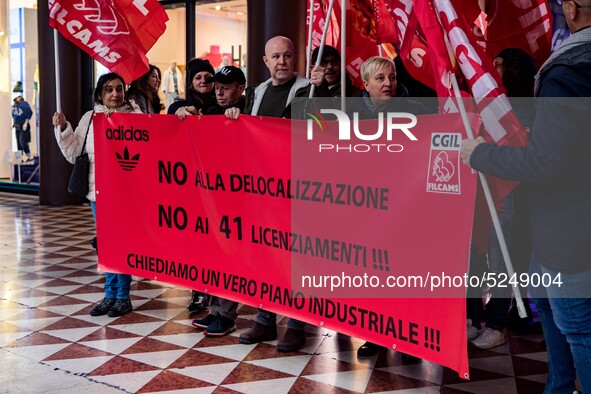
{"left": 225, "top": 36, "right": 310, "bottom": 352}
{"left": 461, "top": 1, "right": 591, "bottom": 391}
{"left": 226, "top": 35, "right": 310, "bottom": 119}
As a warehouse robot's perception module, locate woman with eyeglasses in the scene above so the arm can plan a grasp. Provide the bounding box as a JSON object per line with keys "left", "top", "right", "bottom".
{"left": 167, "top": 58, "right": 216, "bottom": 118}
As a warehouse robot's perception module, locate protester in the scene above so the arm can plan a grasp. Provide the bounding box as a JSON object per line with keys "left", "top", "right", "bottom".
{"left": 168, "top": 58, "right": 216, "bottom": 117}
{"left": 203, "top": 66, "right": 246, "bottom": 114}
{"left": 128, "top": 64, "right": 161, "bottom": 114}
{"left": 52, "top": 73, "right": 142, "bottom": 318}
{"left": 185, "top": 66, "right": 247, "bottom": 336}
{"left": 353, "top": 56, "right": 425, "bottom": 119}
{"left": 225, "top": 35, "right": 310, "bottom": 352}
{"left": 161, "top": 60, "right": 184, "bottom": 110}
{"left": 468, "top": 48, "right": 537, "bottom": 349}
{"left": 354, "top": 56, "right": 424, "bottom": 358}
{"left": 11, "top": 96, "right": 34, "bottom": 162}
{"left": 308, "top": 45, "right": 360, "bottom": 98}
{"left": 460, "top": 2, "right": 591, "bottom": 391}
{"left": 168, "top": 58, "right": 217, "bottom": 314}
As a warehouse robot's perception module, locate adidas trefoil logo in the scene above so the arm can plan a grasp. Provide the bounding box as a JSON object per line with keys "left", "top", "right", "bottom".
{"left": 116, "top": 147, "right": 140, "bottom": 171}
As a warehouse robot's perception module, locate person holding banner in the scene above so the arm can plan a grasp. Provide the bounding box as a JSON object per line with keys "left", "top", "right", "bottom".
{"left": 226, "top": 35, "right": 311, "bottom": 352}
{"left": 202, "top": 66, "right": 246, "bottom": 115}
{"left": 189, "top": 66, "right": 248, "bottom": 337}
{"left": 461, "top": 2, "right": 591, "bottom": 390}
{"left": 352, "top": 56, "right": 425, "bottom": 359}
{"left": 52, "top": 73, "right": 142, "bottom": 318}
{"left": 352, "top": 56, "right": 425, "bottom": 119}
{"left": 128, "top": 64, "right": 162, "bottom": 114}
{"left": 225, "top": 36, "right": 310, "bottom": 121}
{"left": 168, "top": 59, "right": 217, "bottom": 118}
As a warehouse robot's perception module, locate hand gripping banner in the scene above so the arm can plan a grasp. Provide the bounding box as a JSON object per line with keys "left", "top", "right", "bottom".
{"left": 94, "top": 112, "right": 479, "bottom": 379}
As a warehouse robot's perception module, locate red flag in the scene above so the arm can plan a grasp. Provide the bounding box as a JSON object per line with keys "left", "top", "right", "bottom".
{"left": 429, "top": 0, "right": 529, "bottom": 252}
{"left": 49, "top": 0, "right": 168, "bottom": 83}
{"left": 481, "top": 0, "right": 552, "bottom": 69}
{"left": 371, "top": 1, "right": 436, "bottom": 90}
{"left": 307, "top": 0, "right": 340, "bottom": 50}
{"left": 372, "top": 0, "right": 398, "bottom": 44}
{"left": 412, "top": 1, "right": 454, "bottom": 98}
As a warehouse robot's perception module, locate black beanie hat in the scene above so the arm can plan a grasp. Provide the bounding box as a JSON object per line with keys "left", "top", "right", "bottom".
{"left": 187, "top": 58, "right": 215, "bottom": 88}
{"left": 311, "top": 45, "right": 340, "bottom": 65}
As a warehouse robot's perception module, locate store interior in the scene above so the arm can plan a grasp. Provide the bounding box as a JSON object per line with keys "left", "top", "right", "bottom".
{"left": 0, "top": 0, "right": 247, "bottom": 190}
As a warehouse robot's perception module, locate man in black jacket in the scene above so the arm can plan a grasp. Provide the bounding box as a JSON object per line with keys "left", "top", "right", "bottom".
{"left": 460, "top": 2, "right": 591, "bottom": 392}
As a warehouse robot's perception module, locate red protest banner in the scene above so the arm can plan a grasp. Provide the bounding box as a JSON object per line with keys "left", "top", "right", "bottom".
{"left": 93, "top": 113, "right": 478, "bottom": 378}
{"left": 49, "top": 0, "right": 168, "bottom": 82}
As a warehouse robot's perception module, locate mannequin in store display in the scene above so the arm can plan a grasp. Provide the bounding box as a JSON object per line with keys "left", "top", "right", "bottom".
{"left": 11, "top": 96, "right": 34, "bottom": 162}
{"left": 161, "top": 60, "right": 184, "bottom": 110}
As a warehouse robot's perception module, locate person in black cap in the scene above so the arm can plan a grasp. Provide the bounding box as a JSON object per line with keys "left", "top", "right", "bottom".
{"left": 11, "top": 95, "right": 33, "bottom": 162}
{"left": 167, "top": 58, "right": 217, "bottom": 117}
{"left": 183, "top": 66, "right": 247, "bottom": 337}
{"left": 202, "top": 66, "right": 246, "bottom": 115}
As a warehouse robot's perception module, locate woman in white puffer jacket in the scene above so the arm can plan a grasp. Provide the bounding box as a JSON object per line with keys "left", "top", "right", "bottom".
{"left": 52, "top": 72, "right": 141, "bottom": 318}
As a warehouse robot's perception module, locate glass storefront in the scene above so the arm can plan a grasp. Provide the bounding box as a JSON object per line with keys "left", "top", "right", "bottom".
{"left": 0, "top": 0, "right": 246, "bottom": 192}
{"left": 0, "top": 0, "right": 39, "bottom": 188}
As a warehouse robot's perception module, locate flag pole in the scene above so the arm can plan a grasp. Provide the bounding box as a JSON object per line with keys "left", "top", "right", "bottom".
{"left": 450, "top": 73, "right": 527, "bottom": 319}
{"left": 306, "top": 0, "right": 315, "bottom": 80}
{"left": 54, "top": 30, "right": 62, "bottom": 113}
{"left": 309, "top": 0, "right": 336, "bottom": 98}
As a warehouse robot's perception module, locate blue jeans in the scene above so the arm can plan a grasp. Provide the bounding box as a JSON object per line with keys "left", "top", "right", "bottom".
{"left": 256, "top": 310, "right": 305, "bottom": 330}
{"left": 529, "top": 256, "right": 591, "bottom": 394}
{"left": 90, "top": 202, "right": 132, "bottom": 300}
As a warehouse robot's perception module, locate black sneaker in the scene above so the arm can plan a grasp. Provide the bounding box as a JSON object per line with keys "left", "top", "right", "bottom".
{"left": 188, "top": 292, "right": 209, "bottom": 314}
{"left": 107, "top": 299, "right": 133, "bottom": 317}
{"left": 204, "top": 316, "right": 236, "bottom": 337}
{"left": 90, "top": 298, "right": 115, "bottom": 316}
{"left": 357, "top": 341, "right": 384, "bottom": 357}
{"left": 192, "top": 314, "right": 218, "bottom": 329}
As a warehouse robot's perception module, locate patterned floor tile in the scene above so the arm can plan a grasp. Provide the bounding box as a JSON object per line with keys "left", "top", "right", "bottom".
{"left": 169, "top": 362, "right": 240, "bottom": 385}
{"left": 138, "top": 370, "right": 215, "bottom": 393}
{"left": 0, "top": 192, "right": 553, "bottom": 393}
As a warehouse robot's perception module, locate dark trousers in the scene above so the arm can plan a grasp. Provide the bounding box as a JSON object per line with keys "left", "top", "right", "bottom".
{"left": 15, "top": 124, "right": 31, "bottom": 155}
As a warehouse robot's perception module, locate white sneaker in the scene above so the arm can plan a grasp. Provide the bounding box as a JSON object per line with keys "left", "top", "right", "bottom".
{"left": 467, "top": 319, "right": 480, "bottom": 341}
{"left": 472, "top": 327, "right": 505, "bottom": 349}
{"left": 468, "top": 326, "right": 480, "bottom": 341}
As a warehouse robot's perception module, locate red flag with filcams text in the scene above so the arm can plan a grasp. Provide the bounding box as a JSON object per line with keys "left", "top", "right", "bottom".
{"left": 49, "top": 0, "right": 168, "bottom": 83}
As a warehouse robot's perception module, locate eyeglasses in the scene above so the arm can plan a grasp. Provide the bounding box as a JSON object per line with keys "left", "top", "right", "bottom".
{"left": 555, "top": 0, "right": 587, "bottom": 8}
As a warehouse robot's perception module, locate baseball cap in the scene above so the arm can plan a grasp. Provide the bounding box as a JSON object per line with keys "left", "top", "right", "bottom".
{"left": 206, "top": 66, "right": 246, "bottom": 85}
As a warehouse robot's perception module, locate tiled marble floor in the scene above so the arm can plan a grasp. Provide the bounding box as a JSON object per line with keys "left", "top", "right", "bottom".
{"left": 0, "top": 192, "right": 550, "bottom": 393}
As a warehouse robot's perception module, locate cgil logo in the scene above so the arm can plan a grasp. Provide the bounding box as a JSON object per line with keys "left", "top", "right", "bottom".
{"left": 306, "top": 109, "right": 418, "bottom": 153}
{"left": 106, "top": 126, "right": 150, "bottom": 142}
{"left": 426, "top": 133, "right": 461, "bottom": 194}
